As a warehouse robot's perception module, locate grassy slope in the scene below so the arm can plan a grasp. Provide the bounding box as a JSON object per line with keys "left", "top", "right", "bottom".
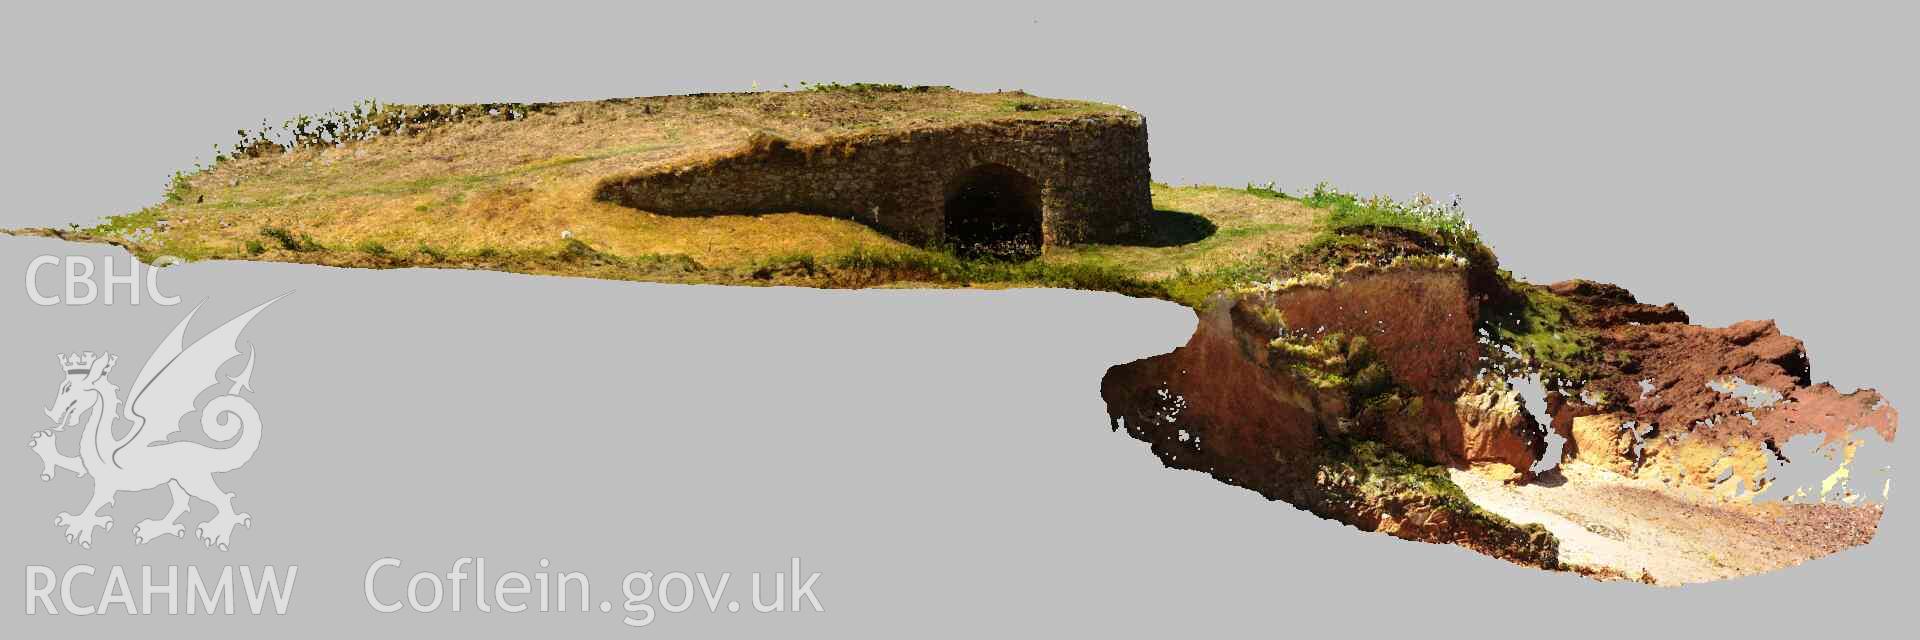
{"left": 16, "top": 87, "right": 1566, "bottom": 360}
{"left": 18, "top": 86, "right": 1523, "bottom": 317}
{"left": 20, "top": 87, "right": 1338, "bottom": 305}
{"left": 90, "top": 89, "right": 1122, "bottom": 263}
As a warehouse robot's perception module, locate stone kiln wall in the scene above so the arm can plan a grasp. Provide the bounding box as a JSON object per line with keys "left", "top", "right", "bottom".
{"left": 594, "top": 114, "right": 1152, "bottom": 246}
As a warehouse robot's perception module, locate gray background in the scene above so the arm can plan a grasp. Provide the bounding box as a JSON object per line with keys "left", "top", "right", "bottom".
{"left": 2, "top": 0, "right": 1911, "bottom": 635}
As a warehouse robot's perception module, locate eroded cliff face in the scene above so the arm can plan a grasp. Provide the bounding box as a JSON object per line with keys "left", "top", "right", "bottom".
{"left": 1539, "top": 280, "right": 1897, "bottom": 501}
{"left": 1102, "top": 263, "right": 1558, "bottom": 568}
{"left": 1101, "top": 256, "right": 1897, "bottom": 581}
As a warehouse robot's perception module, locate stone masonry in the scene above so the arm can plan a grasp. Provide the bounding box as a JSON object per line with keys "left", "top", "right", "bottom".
{"left": 593, "top": 113, "right": 1153, "bottom": 248}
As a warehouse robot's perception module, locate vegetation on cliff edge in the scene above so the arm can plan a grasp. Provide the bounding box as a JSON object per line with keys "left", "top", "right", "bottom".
{"left": 0, "top": 87, "right": 1625, "bottom": 575}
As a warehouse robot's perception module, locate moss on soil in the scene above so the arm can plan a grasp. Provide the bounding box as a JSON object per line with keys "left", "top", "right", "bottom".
{"left": 1313, "top": 439, "right": 1561, "bottom": 567}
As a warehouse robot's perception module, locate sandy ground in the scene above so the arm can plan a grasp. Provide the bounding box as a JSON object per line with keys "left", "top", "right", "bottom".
{"left": 1450, "top": 462, "right": 1881, "bottom": 585}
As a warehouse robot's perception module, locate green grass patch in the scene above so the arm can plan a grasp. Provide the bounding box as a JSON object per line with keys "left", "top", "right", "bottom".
{"left": 1298, "top": 182, "right": 1474, "bottom": 239}
{"left": 1478, "top": 277, "right": 1604, "bottom": 386}
{"left": 163, "top": 171, "right": 195, "bottom": 205}
{"left": 260, "top": 226, "right": 320, "bottom": 252}
{"left": 1269, "top": 332, "right": 1394, "bottom": 398}
{"left": 745, "top": 244, "right": 1172, "bottom": 298}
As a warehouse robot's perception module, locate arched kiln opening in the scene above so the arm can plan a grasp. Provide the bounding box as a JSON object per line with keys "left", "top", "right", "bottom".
{"left": 943, "top": 164, "right": 1043, "bottom": 260}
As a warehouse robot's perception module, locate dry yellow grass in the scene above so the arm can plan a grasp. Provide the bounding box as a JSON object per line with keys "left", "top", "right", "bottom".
{"left": 23, "top": 87, "right": 1329, "bottom": 301}
{"left": 1041, "top": 184, "right": 1320, "bottom": 278}
{"left": 89, "top": 89, "right": 1124, "bottom": 264}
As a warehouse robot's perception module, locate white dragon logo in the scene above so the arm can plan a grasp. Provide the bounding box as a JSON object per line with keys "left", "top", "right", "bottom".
{"left": 27, "top": 295, "right": 283, "bottom": 551}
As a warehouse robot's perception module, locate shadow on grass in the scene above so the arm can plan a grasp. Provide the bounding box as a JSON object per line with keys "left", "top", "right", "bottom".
{"left": 1118, "top": 209, "right": 1218, "bottom": 248}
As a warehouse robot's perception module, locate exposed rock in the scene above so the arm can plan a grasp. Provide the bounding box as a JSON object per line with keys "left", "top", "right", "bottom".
{"left": 1103, "top": 263, "right": 1560, "bottom": 568}
{"left": 1454, "top": 375, "right": 1547, "bottom": 480}
{"left": 1541, "top": 279, "right": 1897, "bottom": 495}
{"left": 1105, "top": 264, "right": 1895, "bottom": 579}
{"left": 1567, "top": 413, "right": 1636, "bottom": 473}
{"left": 1469, "top": 463, "right": 1524, "bottom": 484}
{"left": 1546, "top": 278, "right": 1690, "bottom": 326}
